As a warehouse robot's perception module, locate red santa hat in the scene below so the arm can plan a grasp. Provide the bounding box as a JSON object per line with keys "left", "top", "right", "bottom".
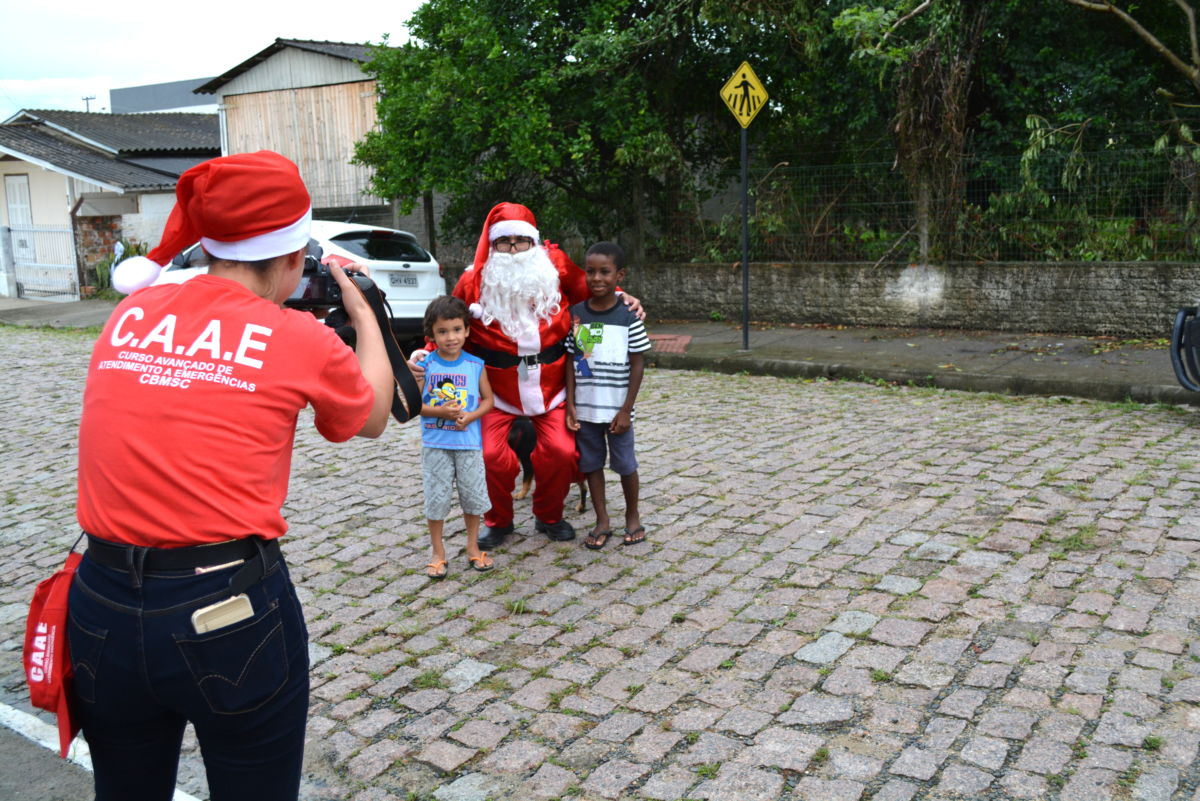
{"left": 472, "top": 202, "right": 540, "bottom": 270}
{"left": 112, "top": 151, "right": 312, "bottom": 294}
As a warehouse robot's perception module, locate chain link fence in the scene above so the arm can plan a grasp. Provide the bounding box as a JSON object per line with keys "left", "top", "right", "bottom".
{"left": 651, "top": 148, "right": 1200, "bottom": 264}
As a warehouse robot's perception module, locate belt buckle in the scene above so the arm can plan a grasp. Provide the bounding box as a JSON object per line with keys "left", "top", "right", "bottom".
{"left": 521, "top": 354, "right": 538, "bottom": 366}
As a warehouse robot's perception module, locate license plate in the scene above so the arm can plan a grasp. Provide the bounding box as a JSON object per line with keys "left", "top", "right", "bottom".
{"left": 388, "top": 273, "right": 419, "bottom": 288}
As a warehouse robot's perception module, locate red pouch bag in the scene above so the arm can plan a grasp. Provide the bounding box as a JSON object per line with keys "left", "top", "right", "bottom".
{"left": 24, "top": 550, "right": 83, "bottom": 758}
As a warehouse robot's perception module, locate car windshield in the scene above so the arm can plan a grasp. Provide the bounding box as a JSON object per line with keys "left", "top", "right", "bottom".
{"left": 331, "top": 232, "right": 431, "bottom": 262}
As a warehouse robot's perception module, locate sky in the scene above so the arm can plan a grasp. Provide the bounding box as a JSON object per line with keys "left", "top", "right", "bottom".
{"left": 0, "top": 0, "right": 427, "bottom": 120}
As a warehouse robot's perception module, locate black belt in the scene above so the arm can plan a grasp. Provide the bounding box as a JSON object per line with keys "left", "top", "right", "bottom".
{"left": 472, "top": 341, "right": 566, "bottom": 369}
{"left": 84, "top": 533, "right": 280, "bottom": 573}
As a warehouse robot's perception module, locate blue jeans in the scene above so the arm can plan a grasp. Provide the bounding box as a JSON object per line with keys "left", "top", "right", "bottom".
{"left": 67, "top": 547, "right": 310, "bottom": 801}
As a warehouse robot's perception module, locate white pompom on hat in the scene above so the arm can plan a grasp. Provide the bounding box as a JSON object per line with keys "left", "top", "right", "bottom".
{"left": 112, "top": 150, "right": 312, "bottom": 295}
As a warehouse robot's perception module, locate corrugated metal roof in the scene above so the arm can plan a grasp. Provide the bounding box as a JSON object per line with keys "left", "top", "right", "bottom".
{"left": 0, "top": 122, "right": 213, "bottom": 191}
{"left": 196, "top": 38, "right": 385, "bottom": 94}
{"left": 10, "top": 110, "right": 218, "bottom": 154}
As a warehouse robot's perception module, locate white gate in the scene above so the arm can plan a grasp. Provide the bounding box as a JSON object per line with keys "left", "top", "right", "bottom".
{"left": 7, "top": 225, "right": 79, "bottom": 301}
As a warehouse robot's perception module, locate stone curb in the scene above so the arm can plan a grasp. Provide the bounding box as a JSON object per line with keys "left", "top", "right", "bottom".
{"left": 647, "top": 352, "right": 1200, "bottom": 407}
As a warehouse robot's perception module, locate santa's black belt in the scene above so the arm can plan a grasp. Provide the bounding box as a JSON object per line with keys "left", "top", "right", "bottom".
{"left": 84, "top": 533, "right": 280, "bottom": 572}
{"left": 472, "top": 342, "right": 566, "bottom": 369}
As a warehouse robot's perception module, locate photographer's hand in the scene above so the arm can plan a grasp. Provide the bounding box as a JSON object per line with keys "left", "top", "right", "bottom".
{"left": 408, "top": 349, "right": 429, "bottom": 386}
{"left": 332, "top": 264, "right": 391, "bottom": 438}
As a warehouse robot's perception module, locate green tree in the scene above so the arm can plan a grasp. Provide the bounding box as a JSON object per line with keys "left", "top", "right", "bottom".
{"left": 355, "top": 0, "right": 739, "bottom": 261}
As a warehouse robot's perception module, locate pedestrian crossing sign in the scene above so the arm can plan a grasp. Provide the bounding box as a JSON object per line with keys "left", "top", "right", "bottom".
{"left": 721, "top": 61, "right": 768, "bottom": 128}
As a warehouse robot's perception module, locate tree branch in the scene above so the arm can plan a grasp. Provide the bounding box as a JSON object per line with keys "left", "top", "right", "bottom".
{"left": 1063, "top": 0, "right": 1200, "bottom": 90}
{"left": 1173, "top": 0, "right": 1200, "bottom": 69}
{"left": 882, "top": 0, "right": 932, "bottom": 44}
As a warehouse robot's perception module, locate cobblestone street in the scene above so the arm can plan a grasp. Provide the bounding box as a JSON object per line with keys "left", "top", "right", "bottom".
{"left": 3, "top": 326, "right": 1200, "bottom": 801}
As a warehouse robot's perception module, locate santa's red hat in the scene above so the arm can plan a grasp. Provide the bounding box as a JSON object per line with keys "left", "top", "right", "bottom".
{"left": 472, "top": 202, "right": 540, "bottom": 270}
{"left": 112, "top": 151, "right": 312, "bottom": 294}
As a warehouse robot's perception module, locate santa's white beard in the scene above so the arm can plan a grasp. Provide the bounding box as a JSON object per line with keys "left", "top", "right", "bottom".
{"left": 478, "top": 246, "right": 561, "bottom": 341}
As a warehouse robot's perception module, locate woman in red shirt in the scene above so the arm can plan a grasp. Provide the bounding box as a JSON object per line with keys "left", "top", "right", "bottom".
{"left": 68, "top": 151, "right": 392, "bottom": 801}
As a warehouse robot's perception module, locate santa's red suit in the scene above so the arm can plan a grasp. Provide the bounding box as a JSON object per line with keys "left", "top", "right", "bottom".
{"left": 447, "top": 203, "right": 588, "bottom": 533}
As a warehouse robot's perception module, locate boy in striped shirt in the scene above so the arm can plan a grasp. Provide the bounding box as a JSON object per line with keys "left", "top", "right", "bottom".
{"left": 565, "top": 242, "right": 652, "bottom": 549}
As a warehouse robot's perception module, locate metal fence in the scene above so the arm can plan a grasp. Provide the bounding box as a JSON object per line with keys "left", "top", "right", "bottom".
{"left": 651, "top": 148, "right": 1200, "bottom": 264}
{"left": 6, "top": 225, "right": 79, "bottom": 301}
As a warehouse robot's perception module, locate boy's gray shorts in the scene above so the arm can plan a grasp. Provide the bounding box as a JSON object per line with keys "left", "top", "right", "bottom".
{"left": 422, "top": 447, "right": 491, "bottom": 520}
{"left": 575, "top": 421, "right": 638, "bottom": 476}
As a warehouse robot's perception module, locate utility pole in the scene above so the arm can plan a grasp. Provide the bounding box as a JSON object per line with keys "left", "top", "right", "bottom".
{"left": 82, "top": 96, "right": 95, "bottom": 112}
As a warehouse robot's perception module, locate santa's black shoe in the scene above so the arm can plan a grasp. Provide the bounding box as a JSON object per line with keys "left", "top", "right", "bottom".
{"left": 478, "top": 524, "right": 514, "bottom": 550}
{"left": 535, "top": 519, "right": 576, "bottom": 541}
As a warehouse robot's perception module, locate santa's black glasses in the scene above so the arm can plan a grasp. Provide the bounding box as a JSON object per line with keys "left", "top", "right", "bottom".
{"left": 493, "top": 237, "right": 534, "bottom": 252}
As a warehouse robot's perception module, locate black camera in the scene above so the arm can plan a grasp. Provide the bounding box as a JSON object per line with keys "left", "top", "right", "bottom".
{"left": 284, "top": 239, "right": 375, "bottom": 309}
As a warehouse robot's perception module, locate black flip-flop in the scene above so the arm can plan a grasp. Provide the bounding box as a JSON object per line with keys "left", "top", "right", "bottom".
{"left": 584, "top": 529, "right": 613, "bottom": 550}
{"left": 621, "top": 526, "right": 646, "bottom": 546}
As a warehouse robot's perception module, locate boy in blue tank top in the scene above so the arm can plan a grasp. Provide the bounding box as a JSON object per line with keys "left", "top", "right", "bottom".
{"left": 420, "top": 296, "right": 495, "bottom": 577}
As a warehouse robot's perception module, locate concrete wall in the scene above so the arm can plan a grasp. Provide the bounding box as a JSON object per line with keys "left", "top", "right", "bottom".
{"left": 616, "top": 261, "right": 1200, "bottom": 338}
{"left": 118, "top": 192, "right": 175, "bottom": 247}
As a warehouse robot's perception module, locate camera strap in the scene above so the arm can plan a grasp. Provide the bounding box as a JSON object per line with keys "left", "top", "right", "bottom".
{"left": 350, "top": 280, "right": 424, "bottom": 423}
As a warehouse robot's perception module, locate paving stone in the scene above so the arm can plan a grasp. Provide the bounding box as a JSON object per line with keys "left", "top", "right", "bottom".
{"left": 936, "top": 763, "right": 993, "bottom": 795}
{"left": 979, "top": 636, "right": 1034, "bottom": 663}
{"left": 938, "top": 688, "right": 987, "bottom": 719}
{"left": 580, "top": 759, "right": 649, "bottom": 800}
{"left": 826, "top": 610, "right": 880, "bottom": 635}
{"left": 347, "top": 739, "right": 409, "bottom": 781}
{"left": 637, "top": 765, "right": 697, "bottom": 800}
{"left": 697, "top": 764, "right": 785, "bottom": 801}
{"left": 478, "top": 740, "right": 553, "bottom": 775}
{"left": 591, "top": 712, "right": 648, "bottom": 743}
{"left": 678, "top": 644, "right": 738, "bottom": 673}
{"left": 432, "top": 772, "right": 505, "bottom": 801}
{"left": 976, "top": 708, "right": 1037, "bottom": 740}
{"left": 1093, "top": 709, "right": 1151, "bottom": 746}
{"left": 963, "top": 662, "right": 1013, "bottom": 688}
{"left": 915, "top": 637, "right": 969, "bottom": 664}
{"left": 998, "top": 771, "right": 1049, "bottom": 799}
{"left": 628, "top": 683, "right": 686, "bottom": 713}
{"left": 1013, "top": 737, "right": 1071, "bottom": 774}
{"left": 416, "top": 740, "right": 477, "bottom": 773}
{"left": 780, "top": 692, "right": 857, "bottom": 725}
{"left": 894, "top": 661, "right": 955, "bottom": 688}
{"left": 876, "top": 575, "right": 922, "bottom": 595}
{"left": 522, "top": 764, "right": 576, "bottom": 800}
{"left": 1061, "top": 767, "right": 1118, "bottom": 801}
{"left": 829, "top": 750, "right": 884, "bottom": 781}
{"left": 448, "top": 719, "right": 508, "bottom": 753}
{"left": 443, "top": 658, "right": 496, "bottom": 693}
{"left": 794, "top": 777, "right": 866, "bottom": 800}
{"left": 870, "top": 779, "right": 919, "bottom": 801}
{"left": 1132, "top": 765, "right": 1179, "bottom": 801}
{"left": 628, "top": 728, "right": 683, "bottom": 762}
{"left": 889, "top": 746, "right": 948, "bottom": 780}
{"left": 733, "top": 726, "right": 823, "bottom": 771}
{"left": 527, "top": 712, "right": 587, "bottom": 744}
{"left": 870, "top": 618, "right": 933, "bottom": 648}
{"left": 716, "top": 705, "right": 773, "bottom": 735}
{"left": 922, "top": 716, "right": 966, "bottom": 749}
{"left": 678, "top": 732, "right": 743, "bottom": 767}
{"left": 960, "top": 735, "right": 1008, "bottom": 770}
{"left": 796, "top": 631, "right": 856, "bottom": 664}
{"left": 870, "top": 702, "right": 924, "bottom": 734}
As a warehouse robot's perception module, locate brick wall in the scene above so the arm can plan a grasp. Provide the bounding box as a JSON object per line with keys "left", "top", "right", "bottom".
{"left": 73, "top": 216, "right": 121, "bottom": 285}
{"left": 615, "top": 261, "right": 1200, "bottom": 338}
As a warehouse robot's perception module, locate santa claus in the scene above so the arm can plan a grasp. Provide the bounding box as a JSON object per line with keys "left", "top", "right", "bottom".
{"left": 413, "top": 202, "right": 640, "bottom": 547}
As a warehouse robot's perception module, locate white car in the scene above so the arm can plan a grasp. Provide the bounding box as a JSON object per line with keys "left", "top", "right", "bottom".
{"left": 155, "top": 220, "right": 445, "bottom": 342}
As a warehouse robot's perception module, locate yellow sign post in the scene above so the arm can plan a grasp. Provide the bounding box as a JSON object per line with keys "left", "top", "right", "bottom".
{"left": 721, "top": 61, "right": 768, "bottom": 128}
{"left": 720, "top": 62, "right": 769, "bottom": 349}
